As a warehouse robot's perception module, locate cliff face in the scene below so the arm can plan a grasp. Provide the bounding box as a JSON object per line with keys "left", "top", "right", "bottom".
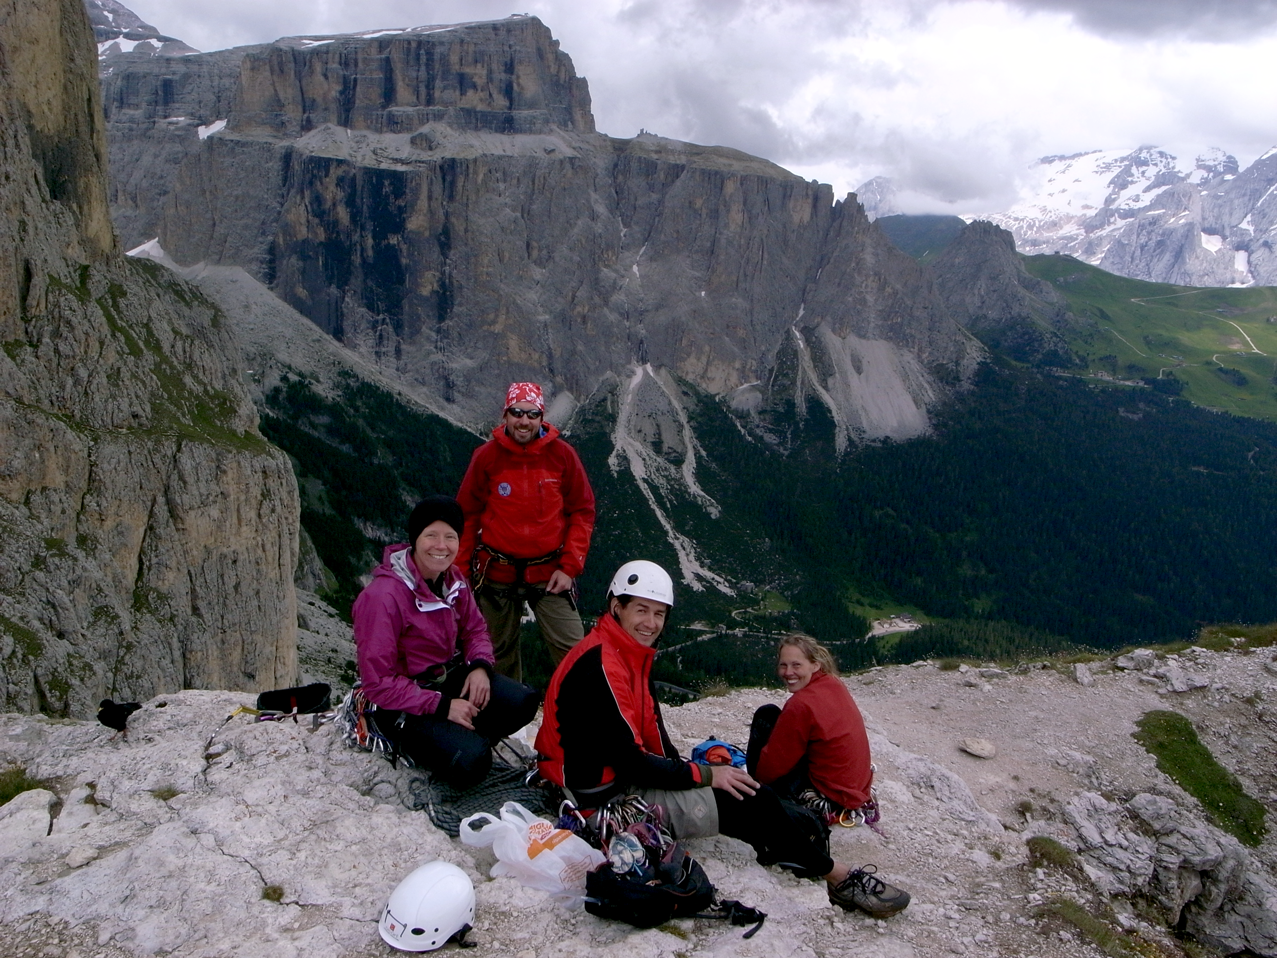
{"left": 231, "top": 20, "right": 594, "bottom": 138}
{"left": 99, "top": 46, "right": 255, "bottom": 250}
{"left": 1, "top": 0, "right": 300, "bottom": 715}
{"left": 102, "top": 17, "right": 981, "bottom": 439}
{"left": 931, "top": 220, "right": 1085, "bottom": 368}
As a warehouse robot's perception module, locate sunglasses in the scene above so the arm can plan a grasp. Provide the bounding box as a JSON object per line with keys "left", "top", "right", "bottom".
{"left": 505, "top": 407, "right": 543, "bottom": 420}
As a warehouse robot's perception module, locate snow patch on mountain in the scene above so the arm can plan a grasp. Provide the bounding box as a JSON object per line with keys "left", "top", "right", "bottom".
{"left": 85, "top": 0, "right": 199, "bottom": 58}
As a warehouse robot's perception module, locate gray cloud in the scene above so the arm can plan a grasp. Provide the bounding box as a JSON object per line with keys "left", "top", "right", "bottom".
{"left": 999, "top": 0, "right": 1277, "bottom": 40}
{"left": 127, "top": 0, "right": 1277, "bottom": 214}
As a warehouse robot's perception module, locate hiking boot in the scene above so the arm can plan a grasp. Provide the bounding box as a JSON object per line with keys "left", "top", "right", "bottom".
{"left": 828, "top": 865, "right": 910, "bottom": 918}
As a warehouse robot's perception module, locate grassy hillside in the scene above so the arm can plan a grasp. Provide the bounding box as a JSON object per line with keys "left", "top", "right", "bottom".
{"left": 1023, "top": 255, "right": 1277, "bottom": 421}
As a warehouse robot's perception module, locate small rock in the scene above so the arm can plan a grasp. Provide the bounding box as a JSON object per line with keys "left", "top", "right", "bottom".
{"left": 959, "top": 737, "right": 997, "bottom": 758}
{"left": 1116, "top": 649, "right": 1157, "bottom": 670}
{"left": 1073, "top": 663, "right": 1095, "bottom": 687}
{"left": 65, "top": 846, "right": 98, "bottom": 868}
{"left": 978, "top": 668, "right": 1009, "bottom": 679}
{"left": 1263, "top": 659, "right": 1277, "bottom": 676}
{"left": 957, "top": 664, "right": 970, "bottom": 673}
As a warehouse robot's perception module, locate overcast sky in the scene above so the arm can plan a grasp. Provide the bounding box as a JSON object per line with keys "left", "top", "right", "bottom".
{"left": 124, "top": 0, "right": 1277, "bottom": 212}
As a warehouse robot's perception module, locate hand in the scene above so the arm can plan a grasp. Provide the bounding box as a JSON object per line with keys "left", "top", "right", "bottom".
{"left": 460, "top": 667, "right": 491, "bottom": 709}
{"left": 447, "top": 698, "right": 480, "bottom": 730}
{"left": 709, "top": 765, "right": 758, "bottom": 800}
{"left": 545, "top": 570, "right": 573, "bottom": 594}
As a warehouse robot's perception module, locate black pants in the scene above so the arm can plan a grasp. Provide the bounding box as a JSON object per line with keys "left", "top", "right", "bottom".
{"left": 714, "top": 784, "right": 835, "bottom": 878}
{"left": 732, "top": 704, "right": 831, "bottom": 876}
{"left": 746, "top": 703, "right": 809, "bottom": 799}
{"left": 372, "top": 670, "right": 539, "bottom": 790}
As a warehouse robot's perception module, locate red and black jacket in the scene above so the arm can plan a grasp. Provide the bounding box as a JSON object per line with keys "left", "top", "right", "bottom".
{"left": 535, "top": 614, "right": 707, "bottom": 806}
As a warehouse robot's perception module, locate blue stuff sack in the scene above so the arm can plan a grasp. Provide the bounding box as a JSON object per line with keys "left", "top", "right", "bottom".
{"left": 691, "top": 738, "right": 747, "bottom": 768}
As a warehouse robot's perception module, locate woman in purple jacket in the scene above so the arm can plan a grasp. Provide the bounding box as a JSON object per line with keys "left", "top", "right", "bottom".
{"left": 353, "top": 495, "right": 540, "bottom": 788}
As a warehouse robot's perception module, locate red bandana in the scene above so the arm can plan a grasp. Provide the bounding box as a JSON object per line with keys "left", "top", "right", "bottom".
{"left": 505, "top": 382, "right": 545, "bottom": 411}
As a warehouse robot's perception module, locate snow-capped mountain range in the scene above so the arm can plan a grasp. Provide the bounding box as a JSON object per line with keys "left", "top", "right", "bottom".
{"left": 86, "top": 0, "right": 198, "bottom": 58}
{"left": 862, "top": 146, "right": 1277, "bottom": 288}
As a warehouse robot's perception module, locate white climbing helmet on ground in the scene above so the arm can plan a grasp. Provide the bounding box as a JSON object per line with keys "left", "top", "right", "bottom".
{"left": 379, "top": 860, "right": 475, "bottom": 952}
{"left": 607, "top": 560, "right": 675, "bottom": 607}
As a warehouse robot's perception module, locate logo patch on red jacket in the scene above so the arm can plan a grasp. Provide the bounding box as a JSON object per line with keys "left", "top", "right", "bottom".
{"left": 498, "top": 482, "right": 512, "bottom": 496}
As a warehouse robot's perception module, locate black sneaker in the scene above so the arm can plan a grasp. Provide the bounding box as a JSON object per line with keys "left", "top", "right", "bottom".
{"left": 828, "top": 865, "right": 911, "bottom": 918}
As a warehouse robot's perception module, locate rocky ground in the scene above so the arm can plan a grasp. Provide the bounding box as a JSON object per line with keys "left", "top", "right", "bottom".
{"left": 2, "top": 630, "right": 1276, "bottom": 958}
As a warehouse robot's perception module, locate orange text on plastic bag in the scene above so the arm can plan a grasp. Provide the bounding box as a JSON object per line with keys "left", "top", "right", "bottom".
{"left": 526, "top": 820, "right": 574, "bottom": 859}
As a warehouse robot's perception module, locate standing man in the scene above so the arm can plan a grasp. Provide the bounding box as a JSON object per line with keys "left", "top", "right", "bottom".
{"left": 456, "top": 382, "right": 596, "bottom": 682}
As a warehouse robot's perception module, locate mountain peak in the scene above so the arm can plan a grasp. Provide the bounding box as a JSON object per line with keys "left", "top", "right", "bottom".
{"left": 85, "top": 0, "right": 198, "bottom": 58}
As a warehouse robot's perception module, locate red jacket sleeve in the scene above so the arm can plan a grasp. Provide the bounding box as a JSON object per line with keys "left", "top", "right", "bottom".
{"left": 555, "top": 442, "right": 596, "bottom": 579}
{"left": 755, "top": 697, "right": 814, "bottom": 785}
{"left": 455, "top": 443, "right": 491, "bottom": 574}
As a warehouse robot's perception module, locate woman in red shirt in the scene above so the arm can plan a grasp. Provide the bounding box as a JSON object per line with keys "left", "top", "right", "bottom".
{"left": 747, "top": 634, "right": 879, "bottom": 828}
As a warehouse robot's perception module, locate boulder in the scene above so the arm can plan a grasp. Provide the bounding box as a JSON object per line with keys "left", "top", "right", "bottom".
{"left": 1064, "top": 791, "right": 1277, "bottom": 956}
{"left": 1114, "top": 649, "right": 1157, "bottom": 671}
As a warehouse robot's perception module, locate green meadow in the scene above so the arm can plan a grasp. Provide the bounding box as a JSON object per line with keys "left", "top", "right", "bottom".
{"left": 1023, "top": 255, "right": 1277, "bottom": 422}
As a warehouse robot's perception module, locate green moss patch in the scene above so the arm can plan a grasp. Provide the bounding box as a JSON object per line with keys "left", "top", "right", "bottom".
{"left": 0, "top": 614, "right": 43, "bottom": 659}
{"left": 1133, "top": 710, "right": 1266, "bottom": 847}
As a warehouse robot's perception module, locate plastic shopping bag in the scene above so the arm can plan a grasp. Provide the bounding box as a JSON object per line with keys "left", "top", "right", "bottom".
{"left": 459, "top": 801, "right": 605, "bottom": 902}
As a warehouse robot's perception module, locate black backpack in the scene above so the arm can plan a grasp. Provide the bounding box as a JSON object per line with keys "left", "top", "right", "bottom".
{"left": 256, "top": 683, "right": 332, "bottom": 716}
{"left": 584, "top": 843, "right": 714, "bottom": 928}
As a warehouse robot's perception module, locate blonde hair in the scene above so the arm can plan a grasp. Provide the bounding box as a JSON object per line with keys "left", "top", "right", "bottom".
{"left": 777, "top": 632, "right": 839, "bottom": 678}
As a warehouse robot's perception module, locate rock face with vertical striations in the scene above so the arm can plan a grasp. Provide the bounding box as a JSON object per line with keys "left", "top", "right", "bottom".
{"left": 931, "top": 220, "right": 1086, "bottom": 368}
{"left": 100, "top": 15, "right": 983, "bottom": 439}
{"left": 1, "top": 0, "right": 300, "bottom": 716}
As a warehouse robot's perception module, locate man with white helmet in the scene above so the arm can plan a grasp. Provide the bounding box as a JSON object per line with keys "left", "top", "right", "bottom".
{"left": 535, "top": 560, "right": 910, "bottom": 919}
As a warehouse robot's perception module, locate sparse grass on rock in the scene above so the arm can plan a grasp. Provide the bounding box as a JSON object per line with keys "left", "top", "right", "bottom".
{"left": 1043, "top": 899, "right": 1148, "bottom": 958}
{"left": 1193, "top": 622, "right": 1277, "bottom": 653}
{"left": 0, "top": 764, "right": 46, "bottom": 806}
{"left": 1132, "top": 710, "right": 1267, "bottom": 847}
{"left": 1026, "top": 835, "right": 1080, "bottom": 873}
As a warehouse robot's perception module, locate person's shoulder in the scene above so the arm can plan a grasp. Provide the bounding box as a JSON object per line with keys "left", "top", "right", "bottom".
{"left": 544, "top": 431, "right": 585, "bottom": 464}
{"left": 470, "top": 435, "right": 502, "bottom": 460}
{"left": 359, "top": 574, "right": 405, "bottom": 602}
{"left": 353, "top": 575, "right": 408, "bottom": 624}
{"left": 810, "top": 671, "right": 847, "bottom": 692}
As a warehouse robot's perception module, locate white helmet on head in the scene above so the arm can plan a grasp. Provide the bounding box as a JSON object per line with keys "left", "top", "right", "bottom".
{"left": 608, "top": 560, "right": 675, "bottom": 607}
{"left": 379, "top": 860, "right": 475, "bottom": 952}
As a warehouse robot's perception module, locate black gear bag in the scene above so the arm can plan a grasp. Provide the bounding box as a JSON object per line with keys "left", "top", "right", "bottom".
{"left": 584, "top": 843, "right": 714, "bottom": 928}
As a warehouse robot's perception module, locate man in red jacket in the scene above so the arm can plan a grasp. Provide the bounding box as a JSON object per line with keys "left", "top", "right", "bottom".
{"left": 456, "top": 382, "right": 596, "bottom": 681}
